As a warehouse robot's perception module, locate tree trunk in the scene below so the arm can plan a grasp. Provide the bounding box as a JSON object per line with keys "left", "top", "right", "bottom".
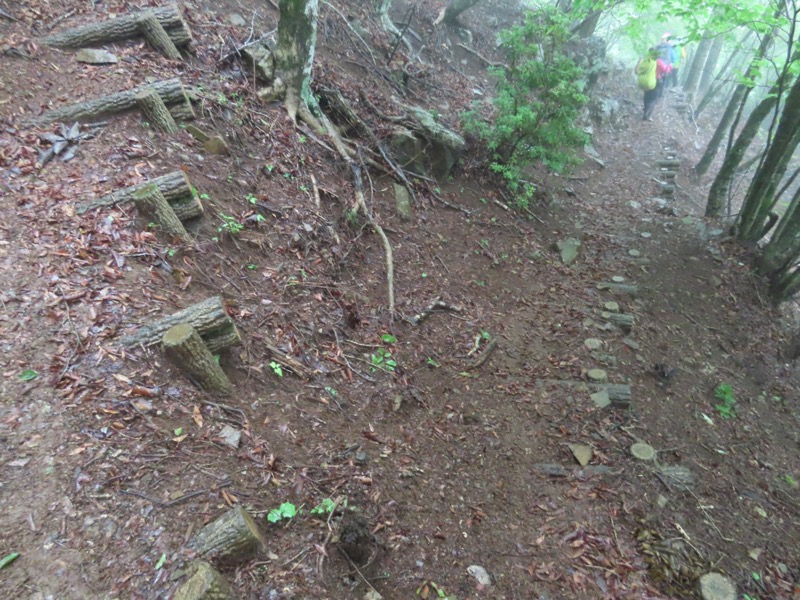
{"left": 705, "top": 81, "right": 782, "bottom": 216}
{"left": 696, "top": 35, "right": 726, "bottom": 99}
{"left": 683, "top": 32, "right": 714, "bottom": 102}
{"left": 738, "top": 73, "right": 800, "bottom": 242}
{"left": 44, "top": 4, "right": 192, "bottom": 49}
{"left": 693, "top": 32, "right": 774, "bottom": 178}
{"left": 273, "top": 0, "right": 319, "bottom": 121}
{"left": 436, "top": 0, "right": 481, "bottom": 25}
{"left": 163, "top": 323, "right": 232, "bottom": 395}
{"left": 120, "top": 296, "right": 240, "bottom": 353}
{"left": 695, "top": 34, "right": 753, "bottom": 116}
{"left": 374, "top": 0, "right": 412, "bottom": 53}
{"left": 77, "top": 170, "right": 204, "bottom": 218}
{"left": 30, "top": 78, "right": 192, "bottom": 126}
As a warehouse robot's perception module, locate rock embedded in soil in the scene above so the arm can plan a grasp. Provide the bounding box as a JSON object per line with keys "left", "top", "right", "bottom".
{"left": 631, "top": 442, "right": 656, "bottom": 461}
{"left": 173, "top": 561, "right": 232, "bottom": 600}
{"left": 586, "top": 368, "right": 608, "bottom": 383}
{"left": 699, "top": 573, "right": 736, "bottom": 600}
{"left": 641, "top": 232, "right": 652, "bottom": 238}
{"left": 393, "top": 183, "right": 412, "bottom": 220}
{"left": 659, "top": 465, "right": 695, "bottom": 491}
{"left": 75, "top": 48, "right": 118, "bottom": 64}
{"left": 584, "top": 338, "right": 602, "bottom": 350}
{"left": 568, "top": 443, "right": 593, "bottom": 466}
{"left": 590, "top": 389, "right": 610, "bottom": 408}
{"left": 218, "top": 425, "right": 241, "bottom": 449}
{"left": 554, "top": 237, "right": 581, "bottom": 265}
{"left": 467, "top": 564, "right": 492, "bottom": 587}
{"left": 202, "top": 136, "right": 230, "bottom": 155}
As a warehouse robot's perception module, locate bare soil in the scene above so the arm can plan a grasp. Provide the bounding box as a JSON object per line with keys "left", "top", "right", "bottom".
{"left": 1, "top": 1, "right": 799, "bottom": 599}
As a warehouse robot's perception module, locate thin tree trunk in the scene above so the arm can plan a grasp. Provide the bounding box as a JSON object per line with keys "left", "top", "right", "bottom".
{"left": 696, "top": 35, "right": 726, "bottom": 99}
{"left": 274, "top": 0, "right": 319, "bottom": 121}
{"left": 738, "top": 73, "right": 800, "bottom": 241}
{"left": 683, "top": 32, "right": 714, "bottom": 102}
{"left": 436, "top": 0, "right": 481, "bottom": 25}
{"left": 694, "top": 32, "right": 774, "bottom": 178}
{"left": 695, "top": 36, "right": 753, "bottom": 116}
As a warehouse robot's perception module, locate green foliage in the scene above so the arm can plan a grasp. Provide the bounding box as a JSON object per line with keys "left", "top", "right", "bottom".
{"left": 0, "top": 552, "right": 20, "bottom": 570}
{"left": 217, "top": 213, "right": 244, "bottom": 236}
{"left": 269, "top": 361, "right": 284, "bottom": 378}
{"left": 267, "top": 502, "right": 297, "bottom": 523}
{"left": 310, "top": 497, "right": 346, "bottom": 516}
{"left": 462, "top": 7, "right": 588, "bottom": 210}
{"left": 19, "top": 369, "right": 38, "bottom": 381}
{"left": 714, "top": 383, "right": 737, "bottom": 419}
{"left": 371, "top": 347, "right": 397, "bottom": 372}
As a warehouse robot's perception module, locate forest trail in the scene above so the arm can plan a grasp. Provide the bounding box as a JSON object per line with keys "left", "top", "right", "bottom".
{"left": 1, "top": 1, "right": 799, "bottom": 599}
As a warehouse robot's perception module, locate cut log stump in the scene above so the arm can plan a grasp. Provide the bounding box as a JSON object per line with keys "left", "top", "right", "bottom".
{"left": 29, "top": 78, "right": 193, "bottom": 126}
{"left": 136, "top": 88, "right": 179, "bottom": 134}
{"left": 136, "top": 13, "right": 183, "bottom": 60}
{"left": 120, "top": 296, "right": 240, "bottom": 353}
{"left": 163, "top": 324, "right": 232, "bottom": 395}
{"left": 655, "top": 159, "right": 681, "bottom": 168}
{"left": 77, "top": 170, "right": 203, "bottom": 217}
{"left": 188, "top": 506, "right": 266, "bottom": 564}
{"left": 590, "top": 383, "right": 631, "bottom": 408}
{"left": 173, "top": 561, "right": 232, "bottom": 600}
{"left": 133, "top": 183, "right": 189, "bottom": 241}
{"left": 44, "top": 4, "right": 192, "bottom": 50}
{"left": 603, "top": 311, "right": 634, "bottom": 333}
{"left": 597, "top": 282, "right": 639, "bottom": 296}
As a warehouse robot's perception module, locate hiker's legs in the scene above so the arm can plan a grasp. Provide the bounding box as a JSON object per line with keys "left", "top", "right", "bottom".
{"left": 643, "top": 88, "right": 658, "bottom": 119}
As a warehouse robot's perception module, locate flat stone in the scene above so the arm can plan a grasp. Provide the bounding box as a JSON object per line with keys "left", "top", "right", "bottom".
{"left": 604, "top": 301, "right": 619, "bottom": 312}
{"left": 554, "top": 238, "right": 581, "bottom": 265}
{"left": 611, "top": 275, "right": 625, "bottom": 283}
{"left": 590, "top": 389, "right": 610, "bottom": 408}
{"left": 228, "top": 12, "right": 247, "bottom": 26}
{"left": 568, "top": 444, "right": 593, "bottom": 466}
{"left": 203, "top": 135, "right": 230, "bottom": 155}
{"left": 699, "top": 573, "right": 736, "bottom": 600}
{"left": 185, "top": 124, "right": 210, "bottom": 143}
{"left": 640, "top": 232, "right": 652, "bottom": 238}
{"left": 584, "top": 338, "right": 602, "bottom": 350}
{"left": 628, "top": 249, "right": 641, "bottom": 257}
{"left": 218, "top": 424, "right": 241, "bottom": 449}
{"left": 657, "top": 494, "right": 669, "bottom": 508}
{"left": 631, "top": 442, "right": 656, "bottom": 461}
{"left": 467, "top": 565, "right": 492, "bottom": 586}
{"left": 586, "top": 368, "right": 608, "bottom": 383}
{"left": 76, "top": 48, "right": 118, "bottom": 64}
{"left": 533, "top": 463, "right": 568, "bottom": 477}
{"left": 627, "top": 200, "right": 641, "bottom": 209}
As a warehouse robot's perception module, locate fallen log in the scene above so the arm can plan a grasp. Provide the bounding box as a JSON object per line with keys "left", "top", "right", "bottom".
{"left": 44, "top": 4, "right": 192, "bottom": 49}
{"left": 76, "top": 170, "right": 202, "bottom": 217}
{"left": 133, "top": 183, "right": 189, "bottom": 241}
{"left": 136, "top": 88, "right": 179, "bottom": 133}
{"left": 655, "top": 159, "right": 681, "bottom": 168}
{"left": 603, "top": 311, "right": 634, "bottom": 333}
{"left": 596, "top": 282, "right": 639, "bottom": 296}
{"left": 29, "top": 78, "right": 192, "bottom": 126}
{"left": 136, "top": 13, "right": 183, "bottom": 60}
{"left": 120, "top": 296, "right": 241, "bottom": 353}
{"left": 173, "top": 561, "right": 232, "bottom": 600}
{"left": 163, "top": 324, "right": 232, "bottom": 395}
{"left": 188, "top": 506, "right": 266, "bottom": 564}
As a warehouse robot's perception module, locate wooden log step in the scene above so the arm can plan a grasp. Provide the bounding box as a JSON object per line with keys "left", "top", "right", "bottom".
{"left": 29, "top": 78, "right": 192, "bottom": 126}
{"left": 44, "top": 4, "right": 193, "bottom": 49}
{"left": 163, "top": 324, "right": 232, "bottom": 395}
{"left": 590, "top": 383, "right": 631, "bottom": 408}
{"left": 133, "top": 183, "right": 189, "bottom": 241}
{"left": 173, "top": 561, "right": 233, "bottom": 600}
{"left": 596, "top": 282, "right": 639, "bottom": 296}
{"left": 188, "top": 506, "right": 266, "bottom": 564}
{"left": 136, "top": 88, "right": 179, "bottom": 133}
{"left": 659, "top": 170, "right": 677, "bottom": 179}
{"left": 660, "top": 184, "right": 676, "bottom": 195}
{"left": 120, "top": 296, "right": 241, "bottom": 353}
{"left": 136, "top": 13, "right": 183, "bottom": 60}
{"left": 76, "top": 170, "right": 202, "bottom": 216}
{"left": 655, "top": 159, "right": 681, "bottom": 168}
{"left": 602, "top": 311, "right": 634, "bottom": 333}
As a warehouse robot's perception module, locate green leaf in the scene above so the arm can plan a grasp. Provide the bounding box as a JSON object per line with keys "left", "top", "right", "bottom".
{"left": 19, "top": 370, "right": 38, "bottom": 381}
{"left": 0, "top": 552, "right": 20, "bottom": 570}
{"left": 154, "top": 553, "right": 167, "bottom": 570}
{"left": 173, "top": 427, "right": 183, "bottom": 436}
{"left": 381, "top": 333, "right": 397, "bottom": 344}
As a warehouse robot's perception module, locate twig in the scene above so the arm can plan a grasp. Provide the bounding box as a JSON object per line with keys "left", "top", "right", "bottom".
{"left": 455, "top": 43, "right": 506, "bottom": 69}
{"left": 466, "top": 338, "right": 497, "bottom": 370}
{"left": 316, "top": 497, "right": 344, "bottom": 578}
{"left": 408, "top": 297, "right": 464, "bottom": 325}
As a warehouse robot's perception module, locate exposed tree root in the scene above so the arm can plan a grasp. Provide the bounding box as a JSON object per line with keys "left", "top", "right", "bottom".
{"left": 408, "top": 297, "right": 464, "bottom": 325}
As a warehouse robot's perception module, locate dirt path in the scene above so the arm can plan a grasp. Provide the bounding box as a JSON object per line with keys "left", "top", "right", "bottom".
{"left": 1, "top": 2, "right": 799, "bottom": 599}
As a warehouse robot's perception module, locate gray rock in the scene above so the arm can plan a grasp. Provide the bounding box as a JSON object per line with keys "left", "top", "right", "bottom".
{"left": 393, "top": 183, "right": 413, "bottom": 220}
{"left": 75, "top": 49, "right": 118, "bottom": 64}
{"left": 404, "top": 106, "right": 465, "bottom": 179}
{"left": 241, "top": 42, "right": 275, "bottom": 82}
{"left": 467, "top": 565, "right": 492, "bottom": 586}
{"left": 554, "top": 237, "right": 581, "bottom": 265}
{"left": 203, "top": 136, "right": 230, "bottom": 155}
{"left": 586, "top": 368, "right": 608, "bottom": 383}
{"left": 699, "top": 573, "right": 736, "bottom": 600}
{"left": 389, "top": 127, "right": 423, "bottom": 173}
{"left": 590, "top": 389, "right": 610, "bottom": 408}
{"left": 185, "top": 124, "right": 210, "bottom": 143}
{"left": 218, "top": 425, "right": 241, "bottom": 449}
{"left": 229, "top": 13, "right": 247, "bottom": 26}
{"left": 584, "top": 338, "right": 602, "bottom": 350}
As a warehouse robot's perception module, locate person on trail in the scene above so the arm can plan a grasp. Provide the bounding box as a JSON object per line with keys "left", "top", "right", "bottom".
{"left": 657, "top": 33, "right": 678, "bottom": 88}
{"left": 636, "top": 48, "right": 670, "bottom": 121}
{"left": 669, "top": 39, "right": 686, "bottom": 87}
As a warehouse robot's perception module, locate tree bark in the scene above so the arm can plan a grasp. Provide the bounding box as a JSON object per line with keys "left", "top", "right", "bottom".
{"left": 738, "top": 73, "right": 800, "bottom": 242}
{"left": 695, "top": 33, "right": 753, "bottom": 116}
{"left": 30, "top": 78, "right": 192, "bottom": 126}
{"left": 696, "top": 35, "right": 726, "bottom": 99}
{"left": 705, "top": 80, "right": 782, "bottom": 216}
{"left": 77, "top": 170, "right": 203, "bottom": 218}
{"left": 188, "top": 506, "right": 267, "bottom": 563}
{"left": 693, "top": 32, "right": 774, "bottom": 178}
{"left": 136, "top": 13, "right": 183, "bottom": 60}
{"left": 272, "top": 0, "right": 319, "bottom": 121}
{"left": 435, "top": 0, "right": 482, "bottom": 26}
{"left": 133, "top": 183, "right": 190, "bottom": 242}
{"left": 374, "top": 0, "right": 412, "bottom": 53}
{"left": 120, "top": 296, "right": 240, "bottom": 353}
{"left": 173, "top": 562, "right": 232, "bottom": 600}
{"left": 683, "top": 32, "right": 714, "bottom": 102}
{"left": 44, "top": 4, "right": 192, "bottom": 49}
{"left": 163, "top": 324, "right": 232, "bottom": 394}
{"left": 136, "top": 89, "right": 179, "bottom": 134}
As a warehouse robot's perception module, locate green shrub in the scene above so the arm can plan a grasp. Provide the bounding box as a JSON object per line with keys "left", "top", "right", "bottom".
{"left": 462, "top": 7, "right": 589, "bottom": 209}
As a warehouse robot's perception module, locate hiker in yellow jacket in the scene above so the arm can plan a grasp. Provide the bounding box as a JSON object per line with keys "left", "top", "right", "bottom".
{"left": 635, "top": 48, "right": 670, "bottom": 121}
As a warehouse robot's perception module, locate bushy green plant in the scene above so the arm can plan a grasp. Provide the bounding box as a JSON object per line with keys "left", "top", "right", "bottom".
{"left": 462, "top": 7, "right": 588, "bottom": 209}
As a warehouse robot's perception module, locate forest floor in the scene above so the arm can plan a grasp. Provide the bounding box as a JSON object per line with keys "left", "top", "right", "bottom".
{"left": 0, "top": 1, "right": 799, "bottom": 599}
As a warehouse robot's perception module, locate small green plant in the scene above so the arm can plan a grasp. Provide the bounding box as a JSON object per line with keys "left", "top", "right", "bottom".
{"left": 267, "top": 502, "right": 298, "bottom": 523}
{"left": 265, "top": 164, "right": 275, "bottom": 174}
{"left": 461, "top": 7, "right": 588, "bottom": 210}
{"left": 269, "top": 361, "right": 283, "bottom": 378}
{"left": 324, "top": 386, "right": 338, "bottom": 398}
{"left": 479, "top": 239, "right": 490, "bottom": 250}
{"left": 381, "top": 333, "right": 397, "bottom": 344}
{"left": 246, "top": 193, "right": 258, "bottom": 204}
{"left": 310, "top": 497, "right": 347, "bottom": 516}
{"left": 480, "top": 330, "right": 491, "bottom": 340}
{"left": 371, "top": 348, "right": 397, "bottom": 372}
{"left": 154, "top": 553, "right": 167, "bottom": 570}
{"left": 783, "top": 474, "right": 798, "bottom": 487}
{"left": 218, "top": 213, "right": 244, "bottom": 236}
{"left": 19, "top": 369, "right": 38, "bottom": 381}
{"left": 426, "top": 357, "right": 440, "bottom": 368}
{"left": 345, "top": 208, "right": 361, "bottom": 227}
{"left": 714, "top": 384, "right": 737, "bottom": 419}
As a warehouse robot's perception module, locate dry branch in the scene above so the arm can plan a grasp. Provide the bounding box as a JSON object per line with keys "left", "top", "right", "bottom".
{"left": 29, "top": 78, "right": 193, "bottom": 126}
{"left": 409, "top": 297, "right": 464, "bottom": 325}
{"left": 120, "top": 296, "right": 240, "bottom": 353}
{"left": 44, "top": 4, "right": 192, "bottom": 49}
